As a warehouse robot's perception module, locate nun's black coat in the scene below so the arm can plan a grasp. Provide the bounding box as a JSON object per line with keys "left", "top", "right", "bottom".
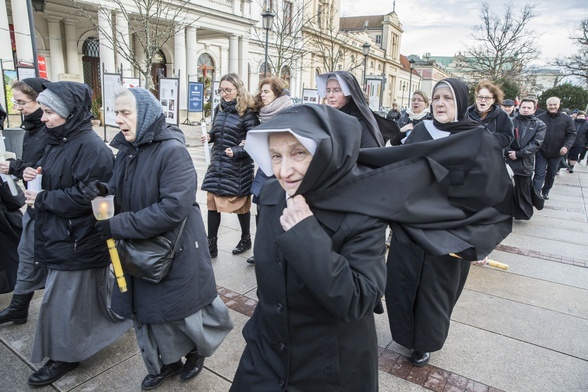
{"left": 231, "top": 106, "right": 387, "bottom": 392}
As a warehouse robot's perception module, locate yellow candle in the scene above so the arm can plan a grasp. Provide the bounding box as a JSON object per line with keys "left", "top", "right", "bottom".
{"left": 99, "top": 201, "right": 110, "bottom": 220}
{"left": 106, "top": 238, "right": 127, "bottom": 292}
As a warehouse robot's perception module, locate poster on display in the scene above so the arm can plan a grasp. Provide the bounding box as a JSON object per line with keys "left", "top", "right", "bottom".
{"left": 123, "top": 77, "right": 140, "bottom": 88}
{"left": 159, "top": 77, "right": 179, "bottom": 126}
{"left": 211, "top": 81, "right": 220, "bottom": 120}
{"left": 102, "top": 73, "right": 122, "bottom": 127}
{"left": 188, "top": 82, "right": 204, "bottom": 112}
{"left": 302, "top": 88, "right": 320, "bottom": 104}
{"left": 366, "top": 78, "right": 383, "bottom": 112}
{"left": 17, "top": 66, "right": 36, "bottom": 80}
{"left": 3, "top": 69, "right": 18, "bottom": 116}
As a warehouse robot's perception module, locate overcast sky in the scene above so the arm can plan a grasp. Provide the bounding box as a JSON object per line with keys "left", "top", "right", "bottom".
{"left": 339, "top": 0, "right": 583, "bottom": 66}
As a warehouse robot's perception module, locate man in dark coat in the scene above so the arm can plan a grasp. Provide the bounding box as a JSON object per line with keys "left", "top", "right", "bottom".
{"left": 386, "top": 102, "right": 402, "bottom": 121}
{"left": 506, "top": 98, "right": 546, "bottom": 219}
{"left": 533, "top": 96, "right": 576, "bottom": 199}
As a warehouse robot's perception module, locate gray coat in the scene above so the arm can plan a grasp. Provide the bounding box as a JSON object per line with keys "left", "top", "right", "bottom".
{"left": 108, "top": 116, "right": 217, "bottom": 323}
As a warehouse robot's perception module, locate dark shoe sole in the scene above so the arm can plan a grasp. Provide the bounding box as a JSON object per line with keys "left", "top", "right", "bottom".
{"left": 232, "top": 246, "right": 251, "bottom": 255}
{"left": 141, "top": 369, "right": 182, "bottom": 390}
{"left": 0, "top": 318, "right": 27, "bottom": 325}
{"left": 410, "top": 352, "right": 430, "bottom": 367}
{"left": 180, "top": 357, "right": 205, "bottom": 381}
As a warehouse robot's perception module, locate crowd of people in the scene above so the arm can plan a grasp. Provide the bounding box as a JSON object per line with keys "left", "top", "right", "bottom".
{"left": 0, "top": 72, "right": 585, "bottom": 391}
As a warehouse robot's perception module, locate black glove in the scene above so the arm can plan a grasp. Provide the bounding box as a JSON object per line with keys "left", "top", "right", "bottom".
{"left": 84, "top": 180, "right": 108, "bottom": 201}
{"left": 95, "top": 219, "right": 112, "bottom": 240}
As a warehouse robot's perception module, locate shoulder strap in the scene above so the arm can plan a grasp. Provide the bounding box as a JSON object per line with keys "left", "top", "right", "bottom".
{"left": 170, "top": 219, "right": 187, "bottom": 256}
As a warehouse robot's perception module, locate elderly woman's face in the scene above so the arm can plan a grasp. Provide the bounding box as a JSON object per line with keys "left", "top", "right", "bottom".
{"left": 114, "top": 94, "right": 138, "bottom": 142}
{"left": 39, "top": 103, "right": 66, "bottom": 129}
{"left": 432, "top": 86, "right": 456, "bottom": 124}
{"left": 269, "top": 132, "right": 313, "bottom": 197}
{"left": 325, "top": 79, "right": 349, "bottom": 110}
{"left": 475, "top": 87, "right": 495, "bottom": 112}
{"left": 410, "top": 93, "right": 427, "bottom": 113}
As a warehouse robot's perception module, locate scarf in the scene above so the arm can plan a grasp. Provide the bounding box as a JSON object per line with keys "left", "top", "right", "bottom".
{"left": 259, "top": 95, "right": 293, "bottom": 123}
{"left": 220, "top": 99, "right": 238, "bottom": 113}
{"left": 406, "top": 107, "right": 430, "bottom": 121}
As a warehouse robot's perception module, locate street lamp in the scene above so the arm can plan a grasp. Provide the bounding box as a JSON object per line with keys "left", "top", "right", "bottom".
{"left": 401, "top": 82, "right": 406, "bottom": 108}
{"left": 262, "top": 8, "right": 275, "bottom": 77}
{"left": 362, "top": 42, "right": 371, "bottom": 92}
{"left": 408, "top": 58, "right": 415, "bottom": 102}
{"left": 27, "top": 0, "right": 46, "bottom": 77}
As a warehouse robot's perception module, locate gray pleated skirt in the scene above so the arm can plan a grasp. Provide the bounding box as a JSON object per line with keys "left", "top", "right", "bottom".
{"left": 31, "top": 266, "right": 133, "bottom": 363}
{"left": 134, "top": 296, "right": 234, "bottom": 374}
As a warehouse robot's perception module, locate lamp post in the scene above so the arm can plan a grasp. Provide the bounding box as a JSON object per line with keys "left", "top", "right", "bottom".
{"left": 27, "top": 0, "right": 46, "bottom": 77}
{"left": 362, "top": 42, "right": 371, "bottom": 92}
{"left": 401, "top": 82, "right": 406, "bottom": 108}
{"left": 262, "top": 8, "right": 275, "bottom": 77}
{"left": 408, "top": 58, "right": 415, "bottom": 102}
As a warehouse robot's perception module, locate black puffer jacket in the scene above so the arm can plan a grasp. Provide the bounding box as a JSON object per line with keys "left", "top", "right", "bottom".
{"left": 537, "top": 111, "right": 576, "bottom": 158}
{"left": 201, "top": 103, "right": 259, "bottom": 197}
{"left": 572, "top": 118, "right": 588, "bottom": 148}
{"left": 506, "top": 114, "right": 546, "bottom": 176}
{"left": 467, "top": 104, "right": 514, "bottom": 148}
{"left": 33, "top": 82, "right": 115, "bottom": 271}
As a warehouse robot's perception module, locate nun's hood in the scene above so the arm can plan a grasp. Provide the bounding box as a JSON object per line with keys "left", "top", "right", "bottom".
{"left": 245, "top": 104, "right": 361, "bottom": 195}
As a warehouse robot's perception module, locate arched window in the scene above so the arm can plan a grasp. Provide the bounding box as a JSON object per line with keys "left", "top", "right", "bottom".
{"left": 151, "top": 50, "right": 167, "bottom": 94}
{"left": 82, "top": 37, "right": 100, "bottom": 100}
{"left": 259, "top": 62, "right": 272, "bottom": 77}
{"left": 198, "top": 53, "right": 215, "bottom": 80}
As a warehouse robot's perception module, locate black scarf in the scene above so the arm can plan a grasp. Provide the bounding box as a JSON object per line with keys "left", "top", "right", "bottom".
{"left": 432, "top": 78, "right": 484, "bottom": 133}
{"left": 220, "top": 99, "right": 237, "bottom": 113}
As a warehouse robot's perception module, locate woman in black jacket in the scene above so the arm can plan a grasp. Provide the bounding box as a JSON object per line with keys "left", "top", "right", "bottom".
{"left": 85, "top": 87, "right": 233, "bottom": 390}
{"left": 0, "top": 78, "right": 49, "bottom": 325}
{"left": 392, "top": 90, "right": 432, "bottom": 145}
{"left": 201, "top": 73, "right": 259, "bottom": 258}
{"left": 23, "top": 82, "right": 132, "bottom": 387}
{"left": 467, "top": 80, "right": 514, "bottom": 149}
{"left": 567, "top": 111, "right": 588, "bottom": 172}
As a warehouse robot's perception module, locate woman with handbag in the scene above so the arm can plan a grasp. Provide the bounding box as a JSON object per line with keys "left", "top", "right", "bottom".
{"left": 23, "top": 81, "right": 132, "bottom": 387}
{"left": 85, "top": 87, "right": 233, "bottom": 391}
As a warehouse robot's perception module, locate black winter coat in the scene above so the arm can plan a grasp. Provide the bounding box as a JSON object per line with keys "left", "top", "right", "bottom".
{"left": 201, "top": 105, "right": 259, "bottom": 196}
{"left": 467, "top": 104, "right": 514, "bottom": 148}
{"left": 33, "top": 82, "right": 115, "bottom": 271}
{"left": 7, "top": 108, "right": 47, "bottom": 179}
{"left": 108, "top": 117, "right": 217, "bottom": 323}
{"left": 391, "top": 110, "right": 432, "bottom": 145}
{"left": 507, "top": 114, "right": 546, "bottom": 176}
{"left": 339, "top": 100, "right": 381, "bottom": 147}
{"left": 231, "top": 180, "right": 386, "bottom": 392}
{"left": 0, "top": 180, "right": 25, "bottom": 293}
{"left": 386, "top": 108, "right": 401, "bottom": 121}
{"left": 537, "top": 111, "right": 576, "bottom": 158}
{"left": 572, "top": 118, "right": 588, "bottom": 148}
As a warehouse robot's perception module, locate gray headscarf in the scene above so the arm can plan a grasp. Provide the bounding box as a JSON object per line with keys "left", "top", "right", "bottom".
{"left": 128, "top": 87, "right": 163, "bottom": 143}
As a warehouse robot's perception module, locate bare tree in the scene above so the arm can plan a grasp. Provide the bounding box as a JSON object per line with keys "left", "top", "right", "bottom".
{"left": 466, "top": 2, "right": 540, "bottom": 81}
{"left": 69, "top": 0, "right": 198, "bottom": 90}
{"left": 252, "top": 0, "right": 316, "bottom": 80}
{"left": 554, "top": 19, "right": 588, "bottom": 87}
{"left": 304, "top": 1, "right": 363, "bottom": 73}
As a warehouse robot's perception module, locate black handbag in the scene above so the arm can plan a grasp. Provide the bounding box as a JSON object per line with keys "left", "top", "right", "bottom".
{"left": 117, "top": 219, "right": 186, "bottom": 284}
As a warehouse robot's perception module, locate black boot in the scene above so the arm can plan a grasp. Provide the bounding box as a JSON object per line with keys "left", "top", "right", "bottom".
{"left": 208, "top": 237, "right": 218, "bottom": 258}
{"left": 232, "top": 235, "right": 252, "bottom": 255}
{"left": 180, "top": 348, "right": 205, "bottom": 381}
{"left": 0, "top": 292, "right": 35, "bottom": 325}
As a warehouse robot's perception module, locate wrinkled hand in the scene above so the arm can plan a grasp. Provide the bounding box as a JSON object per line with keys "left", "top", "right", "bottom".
{"left": 95, "top": 219, "right": 112, "bottom": 240}
{"left": 24, "top": 190, "right": 39, "bottom": 208}
{"left": 400, "top": 123, "right": 414, "bottom": 133}
{"left": 23, "top": 167, "right": 39, "bottom": 182}
{"left": 559, "top": 147, "right": 568, "bottom": 156}
{"left": 201, "top": 134, "right": 210, "bottom": 144}
{"left": 225, "top": 147, "right": 234, "bottom": 158}
{"left": 471, "top": 257, "right": 488, "bottom": 266}
{"left": 0, "top": 161, "right": 9, "bottom": 174}
{"left": 508, "top": 151, "right": 517, "bottom": 160}
{"left": 280, "top": 195, "right": 313, "bottom": 231}
{"left": 84, "top": 180, "right": 108, "bottom": 201}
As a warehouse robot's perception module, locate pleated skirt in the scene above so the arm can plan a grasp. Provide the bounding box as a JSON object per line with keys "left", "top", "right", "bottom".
{"left": 31, "top": 267, "right": 133, "bottom": 363}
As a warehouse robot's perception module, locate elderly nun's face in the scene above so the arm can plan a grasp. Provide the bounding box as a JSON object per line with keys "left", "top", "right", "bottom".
{"left": 431, "top": 86, "right": 456, "bottom": 124}
{"left": 269, "top": 132, "right": 313, "bottom": 197}
{"left": 114, "top": 94, "right": 138, "bottom": 142}
{"left": 325, "top": 79, "right": 349, "bottom": 110}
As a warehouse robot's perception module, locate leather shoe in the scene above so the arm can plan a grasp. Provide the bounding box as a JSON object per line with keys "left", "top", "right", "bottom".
{"left": 246, "top": 255, "right": 255, "bottom": 264}
{"left": 180, "top": 350, "right": 205, "bottom": 381}
{"left": 28, "top": 359, "right": 79, "bottom": 386}
{"left": 141, "top": 360, "right": 183, "bottom": 390}
{"left": 232, "top": 235, "right": 252, "bottom": 255}
{"left": 410, "top": 351, "right": 430, "bottom": 367}
{"left": 542, "top": 192, "right": 549, "bottom": 200}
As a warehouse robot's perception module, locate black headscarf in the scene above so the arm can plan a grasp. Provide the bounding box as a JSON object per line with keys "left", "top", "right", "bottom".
{"left": 246, "top": 104, "right": 512, "bottom": 260}
{"left": 431, "top": 78, "right": 483, "bottom": 133}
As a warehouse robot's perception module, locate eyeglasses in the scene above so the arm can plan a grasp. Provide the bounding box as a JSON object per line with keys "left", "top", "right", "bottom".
{"left": 411, "top": 98, "right": 425, "bottom": 103}
{"left": 325, "top": 88, "right": 343, "bottom": 94}
{"left": 12, "top": 98, "right": 33, "bottom": 106}
{"left": 476, "top": 95, "right": 494, "bottom": 101}
{"left": 216, "top": 88, "right": 236, "bottom": 95}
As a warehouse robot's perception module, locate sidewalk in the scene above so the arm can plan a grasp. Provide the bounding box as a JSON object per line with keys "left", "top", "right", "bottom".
{"left": 1, "top": 124, "right": 587, "bottom": 391}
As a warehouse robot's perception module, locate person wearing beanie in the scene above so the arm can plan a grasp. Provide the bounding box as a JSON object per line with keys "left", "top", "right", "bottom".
{"left": 23, "top": 81, "right": 132, "bottom": 387}
{"left": 0, "top": 77, "right": 50, "bottom": 326}
{"left": 83, "top": 87, "right": 233, "bottom": 390}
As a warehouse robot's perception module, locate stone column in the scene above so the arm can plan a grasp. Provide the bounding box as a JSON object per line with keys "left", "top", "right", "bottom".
{"left": 239, "top": 36, "right": 249, "bottom": 89}
{"left": 98, "top": 6, "right": 115, "bottom": 73}
{"left": 186, "top": 26, "right": 198, "bottom": 81}
{"left": 11, "top": 0, "right": 34, "bottom": 64}
{"left": 115, "top": 10, "right": 132, "bottom": 77}
{"left": 46, "top": 16, "right": 65, "bottom": 81}
{"left": 174, "top": 27, "right": 187, "bottom": 110}
{"left": 63, "top": 18, "right": 80, "bottom": 77}
{"left": 228, "top": 34, "right": 238, "bottom": 74}
{"left": 0, "top": 0, "right": 14, "bottom": 69}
